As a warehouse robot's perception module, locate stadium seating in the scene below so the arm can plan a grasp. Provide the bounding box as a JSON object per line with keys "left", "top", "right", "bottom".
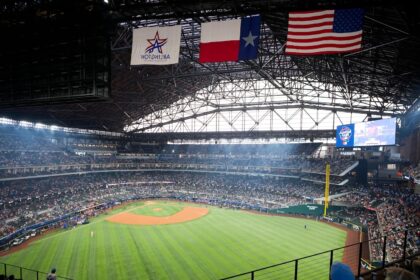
{"left": 0, "top": 128, "right": 418, "bottom": 269}
{"left": 0, "top": 129, "right": 357, "bottom": 181}
{"left": 0, "top": 172, "right": 350, "bottom": 239}
{"left": 332, "top": 185, "right": 420, "bottom": 262}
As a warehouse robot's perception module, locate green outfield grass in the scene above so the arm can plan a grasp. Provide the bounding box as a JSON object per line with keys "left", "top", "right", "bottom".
{"left": 0, "top": 201, "right": 347, "bottom": 280}
{"left": 130, "top": 202, "right": 183, "bottom": 217}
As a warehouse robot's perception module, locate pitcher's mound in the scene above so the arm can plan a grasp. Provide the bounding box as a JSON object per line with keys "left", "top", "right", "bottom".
{"left": 153, "top": 208, "right": 162, "bottom": 212}
{"left": 144, "top": 201, "right": 156, "bottom": 205}
{"left": 107, "top": 207, "right": 209, "bottom": 225}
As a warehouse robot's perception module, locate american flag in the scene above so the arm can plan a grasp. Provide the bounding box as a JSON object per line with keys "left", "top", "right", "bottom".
{"left": 285, "top": 8, "right": 364, "bottom": 55}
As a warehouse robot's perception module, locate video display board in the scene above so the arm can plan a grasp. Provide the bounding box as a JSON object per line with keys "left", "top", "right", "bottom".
{"left": 336, "top": 118, "right": 396, "bottom": 148}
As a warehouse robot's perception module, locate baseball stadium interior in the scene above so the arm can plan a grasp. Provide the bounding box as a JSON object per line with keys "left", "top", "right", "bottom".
{"left": 0, "top": 0, "right": 420, "bottom": 280}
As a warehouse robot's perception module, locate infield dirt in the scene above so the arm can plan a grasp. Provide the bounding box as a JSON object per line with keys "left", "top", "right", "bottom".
{"left": 106, "top": 206, "right": 209, "bottom": 225}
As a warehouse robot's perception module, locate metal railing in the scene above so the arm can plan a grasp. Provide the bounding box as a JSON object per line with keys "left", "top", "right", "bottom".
{"left": 0, "top": 263, "right": 73, "bottom": 280}
{"left": 221, "top": 227, "right": 419, "bottom": 280}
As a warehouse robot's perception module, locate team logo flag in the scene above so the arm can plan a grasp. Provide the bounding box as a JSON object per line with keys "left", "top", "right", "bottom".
{"left": 199, "top": 15, "right": 261, "bottom": 63}
{"left": 130, "top": 25, "right": 182, "bottom": 65}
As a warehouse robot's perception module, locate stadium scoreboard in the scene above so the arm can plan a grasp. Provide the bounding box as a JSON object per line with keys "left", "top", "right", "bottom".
{"left": 336, "top": 118, "right": 396, "bottom": 148}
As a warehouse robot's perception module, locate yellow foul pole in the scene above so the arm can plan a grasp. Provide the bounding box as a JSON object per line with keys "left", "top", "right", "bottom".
{"left": 323, "top": 163, "right": 330, "bottom": 217}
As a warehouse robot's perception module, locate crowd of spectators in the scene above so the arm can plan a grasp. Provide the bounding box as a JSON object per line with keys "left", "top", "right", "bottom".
{"left": 300, "top": 157, "right": 356, "bottom": 174}
{"left": 0, "top": 129, "right": 357, "bottom": 180}
{"left": 0, "top": 151, "right": 357, "bottom": 174}
{"left": 301, "top": 174, "right": 347, "bottom": 184}
{"left": 403, "top": 164, "right": 420, "bottom": 182}
{"left": 328, "top": 206, "right": 377, "bottom": 228}
{"left": 332, "top": 185, "right": 420, "bottom": 262}
{"left": 0, "top": 151, "right": 356, "bottom": 185}
{"left": 0, "top": 172, "right": 349, "bottom": 240}
{"left": 0, "top": 133, "right": 61, "bottom": 152}
{"left": 0, "top": 151, "right": 81, "bottom": 167}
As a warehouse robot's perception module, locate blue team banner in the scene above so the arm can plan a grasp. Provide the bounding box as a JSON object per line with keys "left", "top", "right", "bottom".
{"left": 336, "top": 124, "right": 355, "bottom": 148}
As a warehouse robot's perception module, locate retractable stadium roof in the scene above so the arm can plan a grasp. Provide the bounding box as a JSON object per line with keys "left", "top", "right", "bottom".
{"left": 0, "top": 0, "right": 419, "bottom": 134}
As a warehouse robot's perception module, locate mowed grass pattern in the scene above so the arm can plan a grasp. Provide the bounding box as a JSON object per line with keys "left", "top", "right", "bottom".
{"left": 130, "top": 202, "right": 184, "bottom": 217}
{"left": 0, "top": 201, "right": 346, "bottom": 280}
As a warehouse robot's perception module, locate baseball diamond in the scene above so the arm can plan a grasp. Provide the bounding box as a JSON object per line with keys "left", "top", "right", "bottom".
{"left": 1, "top": 201, "right": 350, "bottom": 280}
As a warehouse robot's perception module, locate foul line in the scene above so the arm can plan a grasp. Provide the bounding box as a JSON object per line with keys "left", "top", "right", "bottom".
{"left": 31, "top": 202, "right": 151, "bottom": 244}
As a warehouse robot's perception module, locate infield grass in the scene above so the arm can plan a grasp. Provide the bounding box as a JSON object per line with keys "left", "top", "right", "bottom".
{"left": 130, "top": 203, "right": 183, "bottom": 217}
{"left": 0, "top": 201, "right": 347, "bottom": 280}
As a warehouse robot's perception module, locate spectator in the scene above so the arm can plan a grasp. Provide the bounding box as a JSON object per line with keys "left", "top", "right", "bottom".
{"left": 385, "top": 267, "right": 419, "bottom": 280}
{"left": 47, "top": 268, "right": 57, "bottom": 280}
{"left": 330, "top": 262, "right": 354, "bottom": 280}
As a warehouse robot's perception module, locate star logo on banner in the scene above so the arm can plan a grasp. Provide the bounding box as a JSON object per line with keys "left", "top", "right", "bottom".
{"left": 145, "top": 31, "right": 168, "bottom": 54}
{"left": 242, "top": 31, "right": 258, "bottom": 47}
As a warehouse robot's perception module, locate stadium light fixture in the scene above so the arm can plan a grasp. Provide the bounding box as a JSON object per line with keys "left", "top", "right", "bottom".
{"left": 0, "top": 116, "right": 124, "bottom": 137}
{"left": 35, "top": 123, "right": 48, "bottom": 129}
{"left": 0, "top": 118, "right": 16, "bottom": 125}
{"left": 19, "top": 121, "right": 33, "bottom": 128}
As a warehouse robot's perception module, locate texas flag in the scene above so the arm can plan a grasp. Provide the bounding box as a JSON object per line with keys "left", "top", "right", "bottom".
{"left": 199, "top": 15, "right": 261, "bottom": 63}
